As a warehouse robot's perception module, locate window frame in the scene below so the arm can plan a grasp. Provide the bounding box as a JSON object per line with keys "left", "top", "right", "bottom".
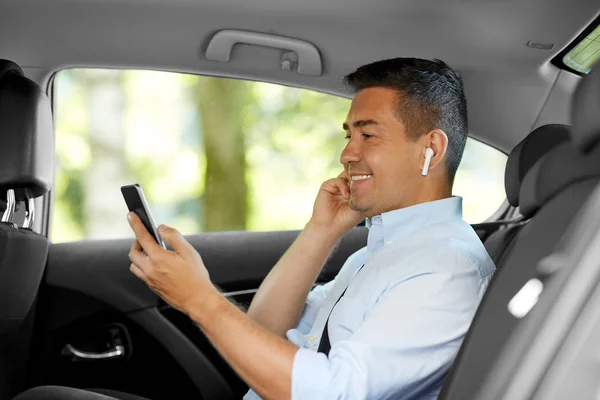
{"left": 551, "top": 14, "right": 600, "bottom": 76}
{"left": 41, "top": 73, "right": 58, "bottom": 238}
{"left": 45, "top": 68, "right": 511, "bottom": 240}
{"left": 454, "top": 136, "right": 510, "bottom": 224}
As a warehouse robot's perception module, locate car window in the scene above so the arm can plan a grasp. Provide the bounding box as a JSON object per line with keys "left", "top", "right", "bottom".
{"left": 563, "top": 23, "right": 600, "bottom": 74}
{"left": 553, "top": 17, "right": 600, "bottom": 75}
{"left": 453, "top": 140, "right": 507, "bottom": 223}
{"left": 51, "top": 69, "right": 507, "bottom": 243}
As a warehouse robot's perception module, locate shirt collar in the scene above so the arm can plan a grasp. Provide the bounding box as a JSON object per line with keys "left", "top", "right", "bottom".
{"left": 365, "top": 196, "right": 463, "bottom": 252}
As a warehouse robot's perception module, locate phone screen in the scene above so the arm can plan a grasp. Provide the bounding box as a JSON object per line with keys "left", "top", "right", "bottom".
{"left": 121, "top": 184, "right": 167, "bottom": 249}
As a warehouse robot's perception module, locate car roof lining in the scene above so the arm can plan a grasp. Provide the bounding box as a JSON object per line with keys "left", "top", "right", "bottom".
{"left": 1, "top": 0, "right": 599, "bottom": 153}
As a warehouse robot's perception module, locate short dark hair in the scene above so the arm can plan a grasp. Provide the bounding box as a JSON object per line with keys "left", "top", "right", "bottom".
{"left": 343, "top": 58, "right": 468, "bottom": 184}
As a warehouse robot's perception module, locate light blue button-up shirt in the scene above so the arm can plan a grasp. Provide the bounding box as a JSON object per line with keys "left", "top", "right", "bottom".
{"left": 244, "top": 196, "right": 495, "bottom": 400}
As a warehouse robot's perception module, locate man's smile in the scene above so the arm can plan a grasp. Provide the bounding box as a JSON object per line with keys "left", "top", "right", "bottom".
{"left": 349, "top": 173, "right": 372, "bottom": 189}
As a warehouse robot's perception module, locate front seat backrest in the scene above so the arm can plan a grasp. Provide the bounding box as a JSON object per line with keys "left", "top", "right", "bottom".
{"left": 440, "top": 121, "right": 600, "bottom": 399}
{"left": 0, "top": 59, "right": 54, "bottom": 400}
{"left": 473, "top": 60, "right": 600, "bottom": 400}
{"left": 482, "top": 124, "right": 571, "bottom": 264}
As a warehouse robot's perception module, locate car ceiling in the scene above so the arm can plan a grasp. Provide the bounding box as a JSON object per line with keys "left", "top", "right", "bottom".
{"left": 0, "top": 0, "right": 598, "bottom": 153}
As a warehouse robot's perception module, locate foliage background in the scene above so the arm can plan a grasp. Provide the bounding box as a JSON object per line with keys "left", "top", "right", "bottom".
{"left": 51, "top": 69, "right": 507, "bottom": 243}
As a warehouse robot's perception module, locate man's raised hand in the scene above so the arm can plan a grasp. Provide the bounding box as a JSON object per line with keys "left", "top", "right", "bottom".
{"left": 308, "top": 171, "right": 365, "bottom": 239}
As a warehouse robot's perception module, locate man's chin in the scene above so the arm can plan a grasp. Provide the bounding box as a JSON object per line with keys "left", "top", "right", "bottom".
{"left": 349, "top": 197, "right": 370, "bottom": 213}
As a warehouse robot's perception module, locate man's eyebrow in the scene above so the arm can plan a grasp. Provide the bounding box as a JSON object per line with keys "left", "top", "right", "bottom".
{"left": 342, "top": 119, "right": 381, "bottom": 131}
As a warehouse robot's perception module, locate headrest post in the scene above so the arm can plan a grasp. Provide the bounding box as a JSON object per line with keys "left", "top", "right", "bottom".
{"left": 1, "top": 189, "right": 16, "bottom": 223}
{"left": 23, "top": 197, "right": 35, "bottom": 229}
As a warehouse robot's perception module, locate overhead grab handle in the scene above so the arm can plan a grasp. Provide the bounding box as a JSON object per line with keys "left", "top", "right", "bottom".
{"left": 205, "top": 29, "right": 323, "bottom": 76}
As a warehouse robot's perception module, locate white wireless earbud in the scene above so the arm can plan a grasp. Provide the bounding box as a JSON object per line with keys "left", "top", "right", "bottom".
{"left": 421, "top": 148, "right": 435, "bottom": 176}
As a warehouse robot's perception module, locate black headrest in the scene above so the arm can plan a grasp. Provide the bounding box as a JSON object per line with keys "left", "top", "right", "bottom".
{"left": 504, "top": 124, "right": 571, "bottom": 207}
{"left": 572, "top": 65, "right": 600, "bottom": 153}
{"left": 0, "top": 59, "right": 54, "bottom": 201}
{"left": 519, "top": 142, "right": 600, "bottom": 217}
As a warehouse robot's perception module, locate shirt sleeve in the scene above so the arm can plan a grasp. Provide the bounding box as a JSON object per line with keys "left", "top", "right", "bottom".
{"left": 290, "top": 260, "right": 483, "bottom": 399}
{"left": 245, "top": 247, "right": 366, "bottom": 400}
{"left": 244, "top": 279, "right": 336, "bottom": 400}
{"left": 292, "top": 279, "right": 336, "bottom": 335}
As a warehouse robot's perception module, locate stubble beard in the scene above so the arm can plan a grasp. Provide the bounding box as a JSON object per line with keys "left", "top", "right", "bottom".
{"left": 349, "top": 192, "right": 370, "bottom": 213}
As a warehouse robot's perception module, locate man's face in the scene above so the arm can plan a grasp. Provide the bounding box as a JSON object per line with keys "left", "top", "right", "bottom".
{"left": 341, "top": 87, "right": 423, "bottom": 218}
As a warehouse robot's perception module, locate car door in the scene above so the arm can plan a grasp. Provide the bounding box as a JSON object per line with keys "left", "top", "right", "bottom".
{"left": 26, "top": 228, "right": 367, "bottom": 400}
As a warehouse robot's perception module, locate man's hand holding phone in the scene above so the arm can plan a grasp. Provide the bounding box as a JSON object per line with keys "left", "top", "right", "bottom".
{"left": 121, "top": 184, "right": 167, "bottom": 249}
{"left": 122, "top": 184, "right": 217, "bottom": 316}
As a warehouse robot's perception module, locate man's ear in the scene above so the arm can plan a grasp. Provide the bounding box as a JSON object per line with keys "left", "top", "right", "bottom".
{"left": 420, "top": 129, "right": 449, "bottom": 173}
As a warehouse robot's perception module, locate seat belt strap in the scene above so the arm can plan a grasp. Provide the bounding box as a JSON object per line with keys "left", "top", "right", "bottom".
{"left": 317, "top": 264, "right": 365, "bottom": 356}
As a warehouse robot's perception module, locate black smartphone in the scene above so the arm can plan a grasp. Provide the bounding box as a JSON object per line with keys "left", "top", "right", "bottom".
{"left": 121, "top": 184, "right": 167, "bottom": 249}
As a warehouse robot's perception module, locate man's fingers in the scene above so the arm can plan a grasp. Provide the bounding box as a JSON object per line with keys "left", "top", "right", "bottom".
{"left": 332, "top": 173, "right": 351, "bottom": 199}
{"left": 322, "top": 176, "right": 350, "bottom": 199}
{"left": 128, "top": 212, "right": 162, "bottom": 256}
{"left": 132, "top": 239, "right": 143, "bottom": 253}
{"left": 129, "top": 240, "right": 150, "bottom": 271}
{"left": 130, "top": 263, "right": 146, "bottom": 280}
{"left": 337, "top": 170, "right": 350, "bottom": 199}
{"left": 157, "top": 225, "right": 195, "bottom": 255}
{"left": 338, "top": 176, "right": 351, "bottom": 199}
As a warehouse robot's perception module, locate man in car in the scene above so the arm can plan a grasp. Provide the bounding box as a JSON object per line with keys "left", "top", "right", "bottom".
{"left": 127, "top": 57, "right": 496, "bottom": 399}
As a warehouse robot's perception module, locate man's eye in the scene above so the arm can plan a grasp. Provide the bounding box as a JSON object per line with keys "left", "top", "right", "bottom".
{"left": 344, "top": 133, "right": 373, "bottom": 140}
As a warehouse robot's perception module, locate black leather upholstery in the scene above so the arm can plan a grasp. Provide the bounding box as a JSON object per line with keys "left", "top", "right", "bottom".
{"left": 0, "top": 61, "right": 22, "bottom": 84}
{"left": 0, "top": 59, "right": 54, "bottom": 202}
{"left": 12, "top": 386, "right": 146, "bottom": 400}
{"left": 504, "top": 124, "right": 571, "bottom": 207}
{"left": 0, "top": 225, "right": 50, "bottom": 400}
{"left": 0, "top": 60, "right": 53, "bottom": 400}
{"left": 86, "top": 389, "right": 151, "bottom": 400}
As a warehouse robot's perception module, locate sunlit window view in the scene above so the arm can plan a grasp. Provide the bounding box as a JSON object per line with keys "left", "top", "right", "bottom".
{"left": 563, "top": 23, "right": 600, "bottom": 74}
{"left": 51, "top": 69, "right": 507, "bottom": 243}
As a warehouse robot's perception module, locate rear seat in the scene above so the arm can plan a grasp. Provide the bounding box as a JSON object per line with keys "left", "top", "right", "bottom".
{"left": 440, "top": 68, "right": 600, "bottom": 400}
{"left": 481, "top": 124, "right": 571, "bottom": 265}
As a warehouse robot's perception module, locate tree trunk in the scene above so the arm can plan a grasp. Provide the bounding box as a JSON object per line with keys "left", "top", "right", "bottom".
{"left": 83, "top": 71, "right": 130, "bottom": 239}
{"left": 195, "top": 78, "right": 248, "bottom": 232}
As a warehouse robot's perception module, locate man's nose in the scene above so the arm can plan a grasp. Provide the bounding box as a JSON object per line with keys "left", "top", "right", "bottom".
{"left": 340, "top": 138, "right": 361, "bottom": 165}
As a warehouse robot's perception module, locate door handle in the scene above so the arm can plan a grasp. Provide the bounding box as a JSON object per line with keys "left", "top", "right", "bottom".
{"left": 61, "top": 343, "right": 126, "bottom": 361}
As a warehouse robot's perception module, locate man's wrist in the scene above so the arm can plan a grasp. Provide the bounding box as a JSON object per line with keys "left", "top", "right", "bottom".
{"left": 303, "top": 221, "right": 344, "bottom": 248}
{"left": 186, "top": 283, "right": 224, "bottom": 326}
